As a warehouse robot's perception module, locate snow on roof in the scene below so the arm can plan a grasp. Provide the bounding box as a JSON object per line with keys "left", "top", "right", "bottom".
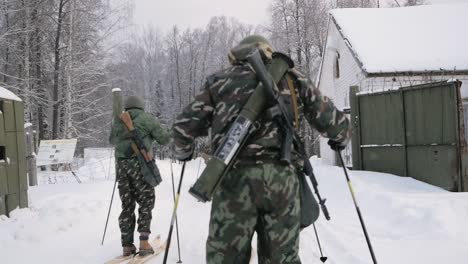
{"left": 0, "top": 86, "right": 22, "bottom": 101}
{"left": 330, "top": 4, "right": 468, "bottom": 73}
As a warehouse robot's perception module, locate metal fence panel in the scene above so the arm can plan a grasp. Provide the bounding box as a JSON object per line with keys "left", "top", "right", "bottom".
{"left": 404, "top": 84, "right": 457, "bottom": 146}
{"left": 362, "top": 147, "right": 406, "bottom": 176}
{"left": 352, "top": 81, "right": 463, "bottom": 191}
{"left": 359, "top": 93, "right": 404, "bottom": 145}
{"left": 407, "top": 146, "right": 458, "bottom": 190}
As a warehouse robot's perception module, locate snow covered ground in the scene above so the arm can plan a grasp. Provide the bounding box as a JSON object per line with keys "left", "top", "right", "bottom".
{"left": 1, "top": 157, "right": 468, "bottom": 264}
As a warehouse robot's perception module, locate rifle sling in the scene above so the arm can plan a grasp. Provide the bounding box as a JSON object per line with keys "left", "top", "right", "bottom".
{"left": 120, "top": 112, "right": 149, "bottom": 161}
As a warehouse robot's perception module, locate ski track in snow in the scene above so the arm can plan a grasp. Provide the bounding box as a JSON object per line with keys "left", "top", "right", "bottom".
{"left": 1, "top": 157, "right": 468, "bottom": 264}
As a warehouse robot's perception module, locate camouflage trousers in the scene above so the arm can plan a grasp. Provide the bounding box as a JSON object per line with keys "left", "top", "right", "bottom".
{"left": 207, "top": 163, "right": 301, "bottom": 264}
{"left": 117, "top": 158, "right": 155, "bottom": 246}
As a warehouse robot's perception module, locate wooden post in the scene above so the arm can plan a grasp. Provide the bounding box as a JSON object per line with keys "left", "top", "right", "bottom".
{"left": 350, "top": 86, "right": 362, "bottom": 170}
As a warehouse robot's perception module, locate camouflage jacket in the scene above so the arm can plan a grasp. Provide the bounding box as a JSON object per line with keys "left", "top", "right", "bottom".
{"left": 110, "top": 109, "right": 170, "bottom": 159}
{"left": 172, "top": 61, "right": 351, "bottom": 164}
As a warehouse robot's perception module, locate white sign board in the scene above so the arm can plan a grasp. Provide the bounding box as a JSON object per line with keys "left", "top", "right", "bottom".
{"left": 36, "top": 139, "right": 78, "bottom": 166}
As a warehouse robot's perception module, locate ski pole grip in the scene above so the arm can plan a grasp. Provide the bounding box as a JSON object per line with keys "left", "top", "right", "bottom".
{"left": 320, "top": 200, "right": 331, "bottom": 220}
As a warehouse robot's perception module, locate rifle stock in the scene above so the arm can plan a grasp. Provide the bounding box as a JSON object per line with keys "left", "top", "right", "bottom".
{"left": 120, "top": 112, "right": 135, "bottom": 131}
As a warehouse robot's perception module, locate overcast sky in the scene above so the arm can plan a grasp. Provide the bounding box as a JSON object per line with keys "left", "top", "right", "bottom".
{"left": 133, "top": 0, "right": 272, "bottom": 32}
{"left": 132, "top": 0, "right": 468, "bottom": 32}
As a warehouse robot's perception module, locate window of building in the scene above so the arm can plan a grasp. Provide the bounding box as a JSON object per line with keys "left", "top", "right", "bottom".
{"left": 334, "top": 52, "right": 340, "bottom": 79}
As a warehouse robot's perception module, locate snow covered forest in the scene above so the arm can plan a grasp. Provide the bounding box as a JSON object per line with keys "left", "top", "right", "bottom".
{"left": 0, "top": 0, "right": 425, "bottom": 154}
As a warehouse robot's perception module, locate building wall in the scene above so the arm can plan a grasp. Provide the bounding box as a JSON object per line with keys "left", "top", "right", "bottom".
{"left": 317, "top": 19, "right": 366, "bottom": 165}
{"left": 318, "top": 18, "right": 468, "bottom": 166}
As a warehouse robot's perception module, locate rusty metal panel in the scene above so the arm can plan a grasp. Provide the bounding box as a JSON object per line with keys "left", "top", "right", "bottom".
{"left": 407, "top": 146, "right": 458, "bottom": 191}
{"left": 362, "top": 147, "right": 406, "bottom": 176}
{"left": 359, "top": 92, "right": 404, "bottom": 145}
{"left": 462, "top": 152, "right": 468, "bottom": 192}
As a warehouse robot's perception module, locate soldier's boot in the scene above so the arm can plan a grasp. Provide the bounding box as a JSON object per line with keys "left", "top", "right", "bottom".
{"left": 138, "top": 233, "right": 154, "bottom": 257}
{"left": 122, "top": 244, "right": 136, "bottom": 257}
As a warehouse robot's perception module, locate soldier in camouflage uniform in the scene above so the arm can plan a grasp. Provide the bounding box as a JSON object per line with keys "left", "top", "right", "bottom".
{"left": 172, "top": 36, "right": 351, "bottom": 264}
{"left": 110, "top": 96, "right": 170, "bottom": 256}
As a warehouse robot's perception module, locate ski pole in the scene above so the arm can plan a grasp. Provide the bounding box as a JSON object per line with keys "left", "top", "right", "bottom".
{"left": 312, "top": 223, "right": 328, "bottom": 263}
{"left": 163, "top": 161, "right": 187, "bottom": 264}
{"left": 195, "top": 158, "right": 202, "bottom": 179}
{"left": 170, "top": 160, "right": 183, "bottom": 263}
{"left": 101, "top": 177, "right": 118, "bottom": 245}
{"left": 337, "top": 150, "right": 378, "bottom": 264}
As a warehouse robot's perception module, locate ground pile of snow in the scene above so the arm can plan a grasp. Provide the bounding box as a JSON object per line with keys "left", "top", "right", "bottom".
{"left": 2, "top": 157, "right": 468, "bottom": 263}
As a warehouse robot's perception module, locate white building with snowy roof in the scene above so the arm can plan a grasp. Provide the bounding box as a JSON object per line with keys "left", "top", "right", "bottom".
{"left": 317, "top": 4, "right": 468, "bottom": 166}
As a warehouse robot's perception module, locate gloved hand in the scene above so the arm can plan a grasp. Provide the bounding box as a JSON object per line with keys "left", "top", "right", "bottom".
{"left": 176, "top": 151, "right": 193, "bottom": 162}
{"left": 174, "top": 144, "right": 194, "bottom": 162}
{"left": 328, "top": 139, "right": 347, "bottom": 151}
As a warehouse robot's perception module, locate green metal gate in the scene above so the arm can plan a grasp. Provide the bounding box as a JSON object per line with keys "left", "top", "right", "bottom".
{"left": 350, "top": 81, "right": 467, "bottom": 191}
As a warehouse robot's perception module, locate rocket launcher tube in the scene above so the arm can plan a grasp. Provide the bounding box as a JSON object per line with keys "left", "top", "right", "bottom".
{"left": 112, "top": 88, "right": 123, "bottom": 120}
{"left": 188, "top": 50, "right": 293, "bottom": 202}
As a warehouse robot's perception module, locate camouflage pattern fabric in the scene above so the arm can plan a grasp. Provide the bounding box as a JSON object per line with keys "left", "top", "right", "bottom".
{"left": 172, "top": 63, "right": 351, "bottom": 164}
{"left": 172, "top": 54, "right": 351, "bottom": 263}
{"left": 207, "top": 163, "right": 300, "bottom": 264}
{"left": 117, "top": 158, "right": 155, "bottom": 247}
{"left": 110, "top": 108, "right": 170, "bottom": 159}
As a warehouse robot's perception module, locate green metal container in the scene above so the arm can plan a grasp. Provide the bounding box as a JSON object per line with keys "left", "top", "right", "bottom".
{"left": 0, "top": 164, "right": 7, "bottom": 195}
{"left": 14, "top": 101, "right": 24, "bottom": 132}
{"left": 0, "top": 95, "right": 28, "bottom": 216}
{"left": 2, "top": 100, "right": 16, "bottom": 132}
{"left": 0, "top": 195, "right": 5, "bottom": 215}
{"left": 6, "top": 192, "right": 19, "bottom": 214}
{"left": 19, "top": 190, "right": 28, "bottom": 208}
